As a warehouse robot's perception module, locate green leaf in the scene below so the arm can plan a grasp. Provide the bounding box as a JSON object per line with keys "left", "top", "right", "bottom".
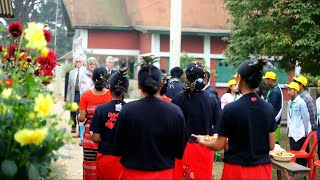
{"left": 28, "top": 164, "right": 40, "bottom": 180}
{"left": 39, "top": 166, "right": 49, "bottom": 177}
{"left": 1, "top": 160, "right": 17, "bottom": 177}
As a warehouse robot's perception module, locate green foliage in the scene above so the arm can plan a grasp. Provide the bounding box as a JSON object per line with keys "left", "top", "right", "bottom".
{"left": 0, "top": 22, "right": 71, "bottom": 179}
{"left": 224, "top": 0, "right": 320, "bottom": 76}
{"left": 180, "top": 52, "right": 196, "bottom": 69}
{"left": 5, "top": 0, "right": 72, "bottom": 57}
{"left": 301, "top": 73, "right": 320, "bottom": 87}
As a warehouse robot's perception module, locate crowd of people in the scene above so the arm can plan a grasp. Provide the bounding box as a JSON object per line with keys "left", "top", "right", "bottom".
{"left": 64, "top": 54, "right": 320, "bottom": 180}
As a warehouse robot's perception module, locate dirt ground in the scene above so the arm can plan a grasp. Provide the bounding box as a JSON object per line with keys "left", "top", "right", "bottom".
{"left": 49, "top": 94, "right": 304, "bottom": 180}
{"left": 50, "top": 95, "right": 83, "bottom": 179}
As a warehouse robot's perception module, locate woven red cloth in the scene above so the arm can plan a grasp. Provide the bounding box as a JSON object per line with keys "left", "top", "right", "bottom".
{"left": 174, "top": 142, "right": 214, "bottom": 180}
{"left": 96, "top": 153, "right": 123, "bottom": 180}
{"left": 119, "top": 167, "right": 174, "bottom": 180}
{"left": 221, "top": 163, "right": 272, "bottom": 180}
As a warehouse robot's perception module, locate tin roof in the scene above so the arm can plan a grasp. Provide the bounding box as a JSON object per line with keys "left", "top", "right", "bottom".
{"left": 62, "top": 0, "right": 231, "bottom": 34}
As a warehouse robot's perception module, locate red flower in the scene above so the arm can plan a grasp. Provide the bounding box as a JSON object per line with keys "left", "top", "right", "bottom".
{"left": 0, "top": 45, "right": 3, "bottom": 52}
{"left": 43, "top": 29, "right": 52, "bottom": 43}
{"left": 8, "top": 22, "right": 24, "bottom": 38}
{"left": 7, "top": 44, "right": 18, "bottom": 59}
{"left": 42, "top": 71, "right": 54, "bottom": 85}
{"left": 2, "top": 78, "right": 13, "bottom": 87}
{"left": 37, "top": 49, "right": 57, "bottom": 73}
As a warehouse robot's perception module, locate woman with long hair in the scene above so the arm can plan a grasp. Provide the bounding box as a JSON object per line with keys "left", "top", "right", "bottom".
{"left": 193, "top": 59, "right": 276, "bottom": 180}
{"left": 90, "top": 68, "right": 129, "bottom": 180}
{"left": 172, "top": 61, "right": 221, "bottom": 180}
{"left": 78, "top": 67, "right": 112, "bottom": 180}
{"left": 112, "top": 57, "right": 186, "bottom": 179}
{"left": 220, "top": 79, "right": 241, "bottom": 109}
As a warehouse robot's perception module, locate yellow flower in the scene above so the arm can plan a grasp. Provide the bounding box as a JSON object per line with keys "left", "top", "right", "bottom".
{"left": 70, "top": 102, "right": 79, "bottom": 112}
{"left": 0, "top": 102, "right": 9, "bottom": 114}
{"left": 24, "top": 22, "right": 47, "bottom": 50}
{"left": 41, "top": 47, "right": 49, "bottom": 57}
{"left": 1, "top": 88, "right": 12, "bottom": 99}
{"left": 14, "top": 128, "right": 48, "bottom": 146}
{"left": 34, "top": 94, "right": 54, "bottom": 117}
{"left": 28, "top": 112, "right": 36, "bottom": 120}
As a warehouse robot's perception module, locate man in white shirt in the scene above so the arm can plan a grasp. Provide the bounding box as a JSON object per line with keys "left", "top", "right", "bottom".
{"left": 286, "top": 82, "right": 311, "bottom": 166}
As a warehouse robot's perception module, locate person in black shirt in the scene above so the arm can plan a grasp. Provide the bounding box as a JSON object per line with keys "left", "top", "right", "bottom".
{"left": 172, "top": 62, "right": 221, "bottom": 180}
{"left": 112, "top": 58, "right": 186, "bottom": 179}
{"left": 203, "top": 71, "right": 221, "bottom": 106}
{"left": 165, "top": 67, "right": 185, "bottom": 98}
{"left": 90, "top": 68, "right": 129, "bottom": 180}
{"left": 193, "top": 59, "right": 276, "bottom": 180}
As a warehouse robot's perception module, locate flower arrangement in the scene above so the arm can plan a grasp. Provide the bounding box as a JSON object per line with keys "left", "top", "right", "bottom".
{"left": 0, "top": 22, "right": 76, "bottom": 179}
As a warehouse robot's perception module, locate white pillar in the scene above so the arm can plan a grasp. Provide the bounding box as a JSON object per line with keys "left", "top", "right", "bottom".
{"left": 169, "top": 0, "right": 182, "bottom": 69}
{"left": 204, "top": 35, "right": 211, "bottom": 70}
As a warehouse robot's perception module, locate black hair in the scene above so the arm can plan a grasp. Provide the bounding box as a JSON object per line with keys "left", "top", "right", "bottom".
{"left": 109, "top": 68, "right": 129, "bottom": 99}
{"left": 205, "top": 71, "right": 210, "bottom": 80}
{"left": 160, "top": 73, "right": 169, "bottom": 96}
{"left": 92, "top": 67, "right": 108, "bottom": 91}
{"left": 170, "top": 67, "right": 184, "bottom": 78}
{"left": 138, "top": 65, "right": 161, "bottom": 96}
{"left": 160, "top": 68, "right": 166, "bottom": 74}
{"left": 237, "top": 59, "right": 266, "bottom": 89}
{"left": 185, "top": 62, "right": 206, "bottom": 91}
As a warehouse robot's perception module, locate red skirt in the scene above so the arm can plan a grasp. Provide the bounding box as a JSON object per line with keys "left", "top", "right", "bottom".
{"left": 221, "top": 163, "right": 272, "bottom": 180}
{"left": 120, "top": 167, "right": 174, "bottom": 180}
{"left": 83, "top": 122, "right": 98, "bottom": 180}
{"left": 96, "top": 153, "right": 123, "bottom": 180}
{"left": 174, "top": 142, "right": 214, "bottom": 180}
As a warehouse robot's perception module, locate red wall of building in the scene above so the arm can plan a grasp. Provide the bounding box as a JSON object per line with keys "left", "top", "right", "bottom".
{"left": 139, "top": 32, "right": 151, "bottom": 54}
{"left": 88, "top": 30, "right": 139, "bottom": 50}
{"left": 160, "top": 57, "right": 167, "bottom": 71}
{"left": 211, "top": 37, "right": 227, "bottom": 54}
{"left": 210, "top": 58, "right": 217, "bottom": 88}
{"left": 181, "top": 36, "right": 203, "bottom": 53}
{"left": 160, "top": 35, "right": 204, "bottom": 53}
{"left": 160, "top": 35, "right": 170, "bottom": 52}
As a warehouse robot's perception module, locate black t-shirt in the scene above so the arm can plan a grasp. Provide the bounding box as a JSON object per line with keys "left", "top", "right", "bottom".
{"left": 218, "top": 93, "right": 277, "bottom": 166}
{"left": 112, "top": 96, "right": 186, "bottom": 171}
{"left": 90, "top": 100, "right": 126, "bottom": 155}
{"left": 172, "top": 90, "right": 222, "bottom": 142}
{"left": 165, "top": 81, "right": 185, "bottom": 99}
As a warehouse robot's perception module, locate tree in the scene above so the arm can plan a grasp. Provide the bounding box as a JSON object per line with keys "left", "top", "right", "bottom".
{"left": 4, "top": 0, "right": 72, "bottom": 57}
{"left": 224, "top": 0, "right": 320, "bottom": 76}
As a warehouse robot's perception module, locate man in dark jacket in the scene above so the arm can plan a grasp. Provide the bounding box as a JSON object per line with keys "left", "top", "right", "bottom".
{"left": 263, "top": 71, "right": 283, "bottom": 144}
{"left": 64, "top": 71, "right": 70, "bottom": 102}
{"left": 203, "top": 71, "right": 221, "bottom": 107}
{"left": 165, "top": 67, "right": 185, "bottom": 99}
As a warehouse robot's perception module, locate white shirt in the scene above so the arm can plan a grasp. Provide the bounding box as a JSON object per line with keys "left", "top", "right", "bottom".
{"left": 220, "top": 93, "right": 241, "bottom": 109}
{"left": 74, "top": 66, "right": 86, "bottom": 84}
{"left": 287, "top": 95, "right": 311, "bottom": 142}
{"left": 316, "top": 97, "right": 320, "bottom": 125}
{"left": 79, "top": 70, "right": 94, "bottom": 95}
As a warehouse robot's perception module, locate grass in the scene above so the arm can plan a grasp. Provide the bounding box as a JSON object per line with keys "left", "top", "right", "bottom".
{"left": 213, "top": 127, "right": 294, "bottom": 179}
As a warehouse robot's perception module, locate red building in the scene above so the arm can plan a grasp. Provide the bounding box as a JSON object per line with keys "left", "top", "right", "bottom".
{"left": 62, "top": 0, "right": 291, "bottom": 100}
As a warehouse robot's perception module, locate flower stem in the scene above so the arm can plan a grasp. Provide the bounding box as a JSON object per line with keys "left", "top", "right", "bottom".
{"left": 16, "top": 32, "right": 25, "bottom": 74}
